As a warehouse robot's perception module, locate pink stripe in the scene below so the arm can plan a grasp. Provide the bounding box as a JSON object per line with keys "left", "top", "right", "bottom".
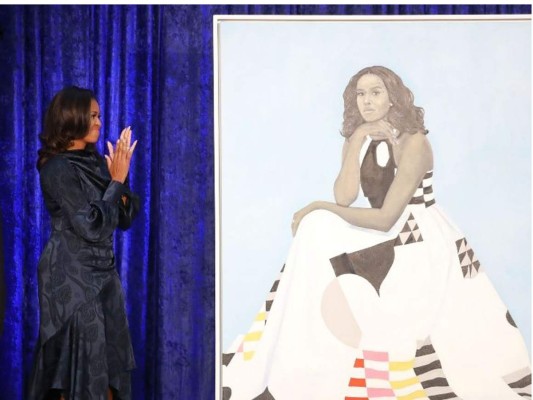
{"left": 367, "top": 388, "right": 394, "bottom": 397}
{"left": 365, "top": 368, "right": 389, "bottom": 380}
{"left": 363, "top": 350, "right": 389, "bottom": 362}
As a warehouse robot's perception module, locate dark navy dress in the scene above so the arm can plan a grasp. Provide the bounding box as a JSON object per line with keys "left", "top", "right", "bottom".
{"left": 29, "top": 149, "right": 139, "bottom": 400}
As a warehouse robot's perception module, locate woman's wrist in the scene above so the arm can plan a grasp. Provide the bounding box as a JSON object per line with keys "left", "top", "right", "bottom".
{"left": 310, "top": 201, "right": 327, "bottom": 212}
{"left": 349, "top": 130, "right": 366, "bottom": 146}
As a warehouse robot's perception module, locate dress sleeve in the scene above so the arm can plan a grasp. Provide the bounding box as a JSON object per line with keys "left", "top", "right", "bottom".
{"left": 40, "top": 157, "right": 128, "bottom": 242}
{"left": 117, "top": 178, "right": 140, "bottom": 230}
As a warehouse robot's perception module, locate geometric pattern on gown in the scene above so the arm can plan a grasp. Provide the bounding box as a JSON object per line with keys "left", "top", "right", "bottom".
{"left": 507, "top": 310, "right": 518, "bottom": 328}
{"left": 344, "top": 337, "right": 461, "bottom": 400}
{"left": 413, "top": 337, "right": 461, "bottom": 399}
{"left": 222, "top": 163, "right": 531, "bottom": 399}
{"left": 394, "top": 212, "right": 424, "bottom": 246}
{"left": 455, "top": 238, "right": 481, "bottom": 278}
{"left": 222, "top": 265, "right": 285, "bottom": 366}
{"left": 502, "top": 367, "right": 532, "bottom": 398}
{"left": 330, "top": 212, "right": 423, "bottom": 296}
{"left": 330, "top": 239, "right": 396, "bottom": 296}
{"left": 408, "top": 171, "right": 435, "bottom": 208}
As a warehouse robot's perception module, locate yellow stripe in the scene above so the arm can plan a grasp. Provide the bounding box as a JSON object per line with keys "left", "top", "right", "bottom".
{"left": 255, "top": 312, "right": 267, "bottom": 321}
{"left": 389, "top": 360, "right": 414, "bottom": 371}
{"left": 391, "top": 377, "right": 419, "bottom": 389}
{"left": 397, "top": 390, "right": 426, "bottom": 400}
{"left": 243, "top": 351, "right": 255, "bottom": 361}
{"left": 244, "top": 331, "right": 262, "bottom": 341}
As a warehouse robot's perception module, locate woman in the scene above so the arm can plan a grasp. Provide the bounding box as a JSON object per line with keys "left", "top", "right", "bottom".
{"left": 29, "top": 86, "right": 139, "bottom": 400}
{"left": 222, "top": 66, "right": 531, "bottom": 399}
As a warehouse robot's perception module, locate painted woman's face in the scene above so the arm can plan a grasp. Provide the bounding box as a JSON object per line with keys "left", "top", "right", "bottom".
{"left": 84, "top": 99, "right": 101, "bottom": 144}
{"left": 356, "top": 74, "right": 391, "bottom": 123}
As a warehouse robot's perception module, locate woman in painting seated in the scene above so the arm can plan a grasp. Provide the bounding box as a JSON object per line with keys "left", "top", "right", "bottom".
{"left": 222, "top": 66, "right": 530, "bottom": 400}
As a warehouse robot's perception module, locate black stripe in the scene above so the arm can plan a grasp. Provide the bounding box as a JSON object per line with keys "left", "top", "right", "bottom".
{"left": 416, "top": 344, "right": 436, "bottom": 357}
{"left": 510, "top": 374, "right": 532, "bottom": 389}
{"left": 414, "top": 359, "right": 442, "bottom": 375}
{"left": 423, "top": 186, "right": 433, "bottom": 194}
{"left": 425, "top": 171, "right": 434, "bottom": 179}
{"left": 429, "top": 393, "right": 458, "bottom": 400}
{"left": 270, "top": 280, "right": 279, "bottom": 292}
{"left": 421, "top": 377, "right": 451, "bottom": 389}
{"left": 426, "top": 199, "right": 436, "bottom": 207}
{"left": 265, "top": 300, "right": 273, "bottom": 312}
{"left": 409, "top": 196, "right": 425, "bottom": 204}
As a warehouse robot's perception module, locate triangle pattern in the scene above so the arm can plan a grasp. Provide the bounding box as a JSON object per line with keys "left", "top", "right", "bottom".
{"left": 458, "top": 239, "right": 468, "bottom": 255}
{"left": 395, "top": 213, "right": 424, "bottom": 246}
{"left": 405, "top": 233, "right": 416, "bottom": 245}
{"left": 401, "top": 224, "right": 412, "bottom": 234}
{"left": 461, "top": 253, "right": 472, "bottom": 267}
{"left": 456, "top": 237, "right": 481, "bottom": 279}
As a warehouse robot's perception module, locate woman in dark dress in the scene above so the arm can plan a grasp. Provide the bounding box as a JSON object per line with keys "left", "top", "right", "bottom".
{"left": 29, "top": 86, "right": 139, "bottom": 400}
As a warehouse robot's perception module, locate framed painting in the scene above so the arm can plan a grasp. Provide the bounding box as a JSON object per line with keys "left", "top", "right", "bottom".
{"left": 215, "top": 15, "right": 531, "bottom": 399}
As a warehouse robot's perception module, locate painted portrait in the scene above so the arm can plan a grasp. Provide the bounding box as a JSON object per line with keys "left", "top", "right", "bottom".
{"left": 215, "top": 15, "right": 531, "bottom": 399}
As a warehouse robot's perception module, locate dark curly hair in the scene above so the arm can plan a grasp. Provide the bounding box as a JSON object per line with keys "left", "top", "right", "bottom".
{"left": 37, "top": 86, "right": 96, "bottom": 169}
{"left": 341, "top": 66, "right": 427, "bottom": 138}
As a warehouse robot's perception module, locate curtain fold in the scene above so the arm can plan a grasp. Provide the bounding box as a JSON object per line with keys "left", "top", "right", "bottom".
{"left": 0, "top": 4, "right": 529, "bottom": 400}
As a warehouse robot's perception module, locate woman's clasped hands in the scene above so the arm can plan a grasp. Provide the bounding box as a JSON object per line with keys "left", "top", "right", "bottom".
{"left": 352, "top": 120, "right": 399, "bottom": 145}
{"left": 105, "top": 126, "right": 138, "bottom": 184}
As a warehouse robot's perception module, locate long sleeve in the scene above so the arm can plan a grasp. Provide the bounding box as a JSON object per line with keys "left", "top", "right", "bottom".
{"left": 40, "top": 156, "right": 127, "bottom": 242}
{"left": 117, "top": 178, "right": 140, "bottom": 230}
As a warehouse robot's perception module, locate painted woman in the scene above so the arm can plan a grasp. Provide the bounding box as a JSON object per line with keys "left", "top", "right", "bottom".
{"left": 223, "top": 66, "right": 531, "bottom": 399}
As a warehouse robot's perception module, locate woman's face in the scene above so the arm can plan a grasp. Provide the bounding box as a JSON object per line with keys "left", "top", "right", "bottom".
{"left": 356, "top": 73, "right": 391, "bottom": 123}
{"left": 83, "top": 99, "right": 101, "bottom": 144}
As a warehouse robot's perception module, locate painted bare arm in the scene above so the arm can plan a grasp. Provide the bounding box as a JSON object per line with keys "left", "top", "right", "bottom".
{"left": 333, "top": 135, "right": 364, "bottom": 206}
{"left": 297, "top": 133, "right": 432, "bottom": 235}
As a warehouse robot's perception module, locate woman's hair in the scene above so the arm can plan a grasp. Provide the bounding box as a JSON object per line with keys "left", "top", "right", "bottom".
{"left": 37, "top": 86, "right": 96, "bottom": 169}
{"left": 341, "top": 66, "right": 427, "bottom": 138}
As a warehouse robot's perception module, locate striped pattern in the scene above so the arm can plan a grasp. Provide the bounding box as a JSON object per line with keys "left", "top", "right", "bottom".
{"left": 455, "top": 238, "right": 481, "bottom": 278}
{"left": 345, "top": 340, "right": 461, "bottom": 400}
{"left": 503, "top": 367, "right": 532, "bottom": 398}
{"left": 345, "top": 350, "right": 426, "bottom": 400}
{"left": 223, "top": 265, "right": 285, "bottom": 364}
{"left": 409, "top": 171, "right": 435, "bottom": 207}
{"left": 413, "top": 337, "right": 461, "bottom": 399}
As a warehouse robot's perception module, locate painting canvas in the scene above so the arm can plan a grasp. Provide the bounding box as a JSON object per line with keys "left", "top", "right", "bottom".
{"left": 215, "top": 15, "right": 531, "bottom": 399}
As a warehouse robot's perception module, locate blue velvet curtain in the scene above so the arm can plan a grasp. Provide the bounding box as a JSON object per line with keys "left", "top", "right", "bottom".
{"left": 0, "top": 4, "right": 529, "bottom": 400}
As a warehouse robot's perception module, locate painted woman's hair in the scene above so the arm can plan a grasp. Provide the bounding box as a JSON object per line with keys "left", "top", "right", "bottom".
{"left": 341, "top": 66, "right": 427, "bottom": 138}
{"left": 37, "top": 86, "right": 96, "bottom": 169}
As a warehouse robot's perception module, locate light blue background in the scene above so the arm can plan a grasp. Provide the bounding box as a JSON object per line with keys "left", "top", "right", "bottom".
{"left": 219, "top": 19, "right": 531, "bottom": 353}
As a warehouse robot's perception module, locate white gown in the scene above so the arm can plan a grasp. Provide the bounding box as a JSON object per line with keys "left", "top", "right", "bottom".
{"left": 222, "top": 139, "right": 531, "bottom": 400}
